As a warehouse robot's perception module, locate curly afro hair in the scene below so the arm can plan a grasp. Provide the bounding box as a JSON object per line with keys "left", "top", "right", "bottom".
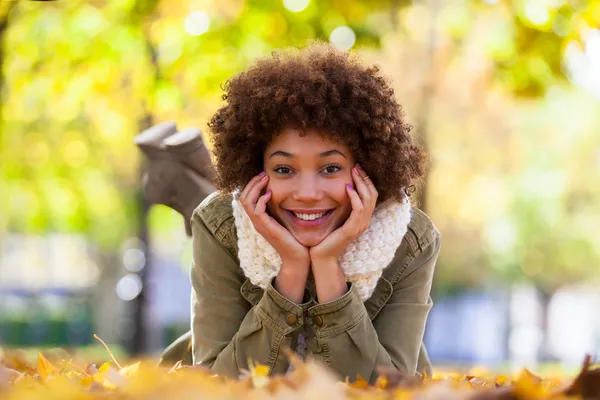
{"left": 208, "top": 42, "right": 427, "bottom": 205}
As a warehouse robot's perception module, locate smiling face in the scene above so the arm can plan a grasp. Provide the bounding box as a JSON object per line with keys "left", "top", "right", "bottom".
{"left": 264, "top": 127, "right": 355, "bottom": 247}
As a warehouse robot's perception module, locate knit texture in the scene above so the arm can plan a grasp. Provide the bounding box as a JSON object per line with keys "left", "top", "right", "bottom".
{"left": 231, "top": 196, "right": 412, "bottom": 301}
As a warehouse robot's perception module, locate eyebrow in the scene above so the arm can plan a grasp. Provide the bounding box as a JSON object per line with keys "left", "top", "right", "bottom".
{"left": 268, "top": 149, "right": 347, "bottom": 159}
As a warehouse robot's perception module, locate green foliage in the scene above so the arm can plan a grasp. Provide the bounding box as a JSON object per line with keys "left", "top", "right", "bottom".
{"left": 482, "top": 0, "right": 600, "bottom": 97}
{"left": 0, "top": 0, "right": 400, "bottom": 250}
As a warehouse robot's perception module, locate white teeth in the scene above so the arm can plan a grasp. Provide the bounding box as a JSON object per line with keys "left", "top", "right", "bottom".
{"left": 293, "top": 211, "right": 327, "bottom": 221}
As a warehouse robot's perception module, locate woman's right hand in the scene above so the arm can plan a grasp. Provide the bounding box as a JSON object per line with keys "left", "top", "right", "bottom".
{"left": 240, "top": 172, "right": 310, "bottom": 303}
{"left": 239, "top": 172, "right": 310, "bottom": 267}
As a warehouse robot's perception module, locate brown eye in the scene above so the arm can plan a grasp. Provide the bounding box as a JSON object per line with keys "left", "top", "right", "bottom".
{"left": 323, "top": 165, "right": 341, "bottom": 174}
{"left": 275, "top": 167, "right": 292, "bottom": 174}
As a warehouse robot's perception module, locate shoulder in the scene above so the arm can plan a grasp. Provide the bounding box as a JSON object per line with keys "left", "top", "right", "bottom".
{"left": 382, "top": 207, "right": 441, "bottom": 284}
{"left": 192, "top": 191, "right": 238, "bottom": 258}
{"left": 405, "top": 207, "right": 440, "bottom": 256}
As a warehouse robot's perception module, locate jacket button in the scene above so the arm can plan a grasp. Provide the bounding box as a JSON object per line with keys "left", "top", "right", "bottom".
{"left": 286, "top": 314, "right": 298, "bottom": 325}
{"left": 314, "top": 316, "right": 323, "bottom": 327}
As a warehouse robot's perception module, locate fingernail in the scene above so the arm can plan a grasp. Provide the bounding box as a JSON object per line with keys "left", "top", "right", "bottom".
{"left": 356, "top": 163, "right": 362, "bottom": 170}
{"left": 258, "top": 171, "right": 265, "bottom": 176}
{"left": 266, "top": 190, "right": 271, "bottom": 195}
{"left": 353, "top": 167, "right": 359, "bottom": 175}
{"left": 347, "top": 184, "right": 352, "bottom": 190}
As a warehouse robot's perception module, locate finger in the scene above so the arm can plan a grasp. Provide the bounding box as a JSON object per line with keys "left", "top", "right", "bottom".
{"left": 243, "top": 175, "right": 269, "bottom": 210}
{"left": 348, "top": 183, "right": 374, "bottom": 233}
{"left": 254, "top": 189, "right": 279, "bottom": 231}
{"left": 352, "top": 166, "right": 373, "bottom": 204}
{"left": 254, "top": 189, "right": 271, "bottom": 214}
{"left": 255, "top": 190, "right": 290, "bottom": 236}
{"left": 355, "top": 164, "right": 378, "bottom": 198}
{"left": 240, "top": 172, "right": 266, "bottom": 201}
{"left": 355, "top": 163, "right": 377, "bottom": 194}
{"left": 343, "top": 184, "right": 366, "bottom": 237}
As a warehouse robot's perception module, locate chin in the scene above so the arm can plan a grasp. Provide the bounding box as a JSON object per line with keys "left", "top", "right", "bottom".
{"left": 293, "top": 233, "right": 328, "bottom": 247}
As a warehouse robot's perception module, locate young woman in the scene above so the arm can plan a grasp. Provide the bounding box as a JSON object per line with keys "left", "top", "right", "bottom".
{"left": 178, "top": 43, "right": 440, "bottom": 383}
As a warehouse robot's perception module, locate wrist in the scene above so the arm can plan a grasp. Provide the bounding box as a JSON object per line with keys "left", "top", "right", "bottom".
{"left": 309, "top": 255, "right": 339, "bottom": 271}
{"left": 280, "top": 257, "right": 310, "bottom": 275}
{"left": 280, "top": 247, "right": 310, "bottom": 265}
{"left": 308, "top": 249, "right": 339, "bottom": 266}
{"left": 275, "top": 261, "right": 309, "bottom": 304}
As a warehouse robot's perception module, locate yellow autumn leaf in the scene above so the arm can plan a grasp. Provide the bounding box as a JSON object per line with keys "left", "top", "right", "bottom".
{"left": 119, "top": 361, "right": 141, "bottom": 377}
{"left": 374, "top": 375, "right": 389, "bottom": 389}
{"left": 98, "top": 361, "right": 113, "bottom": 373}
{"left": 496, "top": 375, "right": 509, "bottom": 386}
{"left": 80, "top": 374, "right": 94, "bottom": 387}
{"left": 248, "top": 361, "right": 270, "bottom": 389}
{"left": 253, "top": 364, "right": 270, "bottom": 377}
{"left": 65, "top": 370, "right": 81, "bottom": 380}
{"left": 92, "top": 361, "right": 124, "bottom": 390}
{"left": 168, "top": 360, "right": 184, "bottom": 375}
{"left": 514, "top": 368, "right": 547, "bottom": 399}
{"left": 349, "top": 374, "right": 370, "bottom": 389}
{"left": 36, "top": 352, "right": 56, "bottom": 381}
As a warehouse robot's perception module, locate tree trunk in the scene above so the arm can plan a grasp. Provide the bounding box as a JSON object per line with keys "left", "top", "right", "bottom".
{"left": 127, "top": 39, "right": 159, "bottom": 355}
{"left": 124, "top": 1, "right": 161, "bottom": 352}
{"left": 414, "top": 0, "right": 440, "bottom": 212}
{"left": 537, "top": 287, "right": 555, "bottom": 363}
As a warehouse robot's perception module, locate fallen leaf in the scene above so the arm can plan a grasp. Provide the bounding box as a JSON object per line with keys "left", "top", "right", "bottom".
{"left": 36, "top": 352, "right": 57, "bottom": 381}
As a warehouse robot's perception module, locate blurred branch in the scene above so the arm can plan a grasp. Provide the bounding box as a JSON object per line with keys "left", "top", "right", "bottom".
{"left": 390, "top": 0, "right": 399, "bottom": 31}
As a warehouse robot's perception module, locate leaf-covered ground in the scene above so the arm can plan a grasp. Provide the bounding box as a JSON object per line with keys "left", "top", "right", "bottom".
{"left": 1, "top": 344, "right": 599, "bottom": 400}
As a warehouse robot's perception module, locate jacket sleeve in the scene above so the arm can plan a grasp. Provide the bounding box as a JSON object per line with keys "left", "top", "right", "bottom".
{"left": 306, "top": 231, "right": 441, "bottom": 383}
{"left": 190, "top": 212, "right": 312, "bottom": 377}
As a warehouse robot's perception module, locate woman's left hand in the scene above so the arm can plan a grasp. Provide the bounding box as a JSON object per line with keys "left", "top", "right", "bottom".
{"left": 309, "top": 163, "right": 378, "bottom": 264}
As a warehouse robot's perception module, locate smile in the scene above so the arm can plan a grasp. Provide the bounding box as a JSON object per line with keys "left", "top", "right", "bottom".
{"left": 292, "top": 211, "right": 328, "bottom": 220}
{"left": 286, "top": 209, "right": 334, "bottom": 226}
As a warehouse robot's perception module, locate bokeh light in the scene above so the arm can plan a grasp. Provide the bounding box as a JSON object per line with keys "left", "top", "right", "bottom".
{"left": 283, "top": 0, "right": 310, "bottom": 13}
{"left": 116, "top": 274, "right": 143, "bottom": 302}
{"left": 184, "top": 11, "right": 210, "bottom": 36}
{"left": 329, "top": 25, "right": 356, "bottom": 50}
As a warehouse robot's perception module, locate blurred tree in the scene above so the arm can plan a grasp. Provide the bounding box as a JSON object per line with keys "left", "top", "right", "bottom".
{"left": 0, "top": 0, "right": 17, "bottom": 231}
{"left": 371, "top": 0, "right": 600, "bottom": 362}
{"left": 396, "top": 0, "right": 600, "bottom": 209}
{"left": 372, "top": 0, "right": 600, "bottom": 288}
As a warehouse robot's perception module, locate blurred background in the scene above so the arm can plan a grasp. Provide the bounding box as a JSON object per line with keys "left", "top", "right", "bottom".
{"left": 0, "top": 0, "right": 599, "bottom": 372}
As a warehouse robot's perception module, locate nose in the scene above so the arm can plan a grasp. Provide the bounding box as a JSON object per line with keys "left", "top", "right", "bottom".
{"left": 292, "top": 174, "right": 324, "bottom": 202}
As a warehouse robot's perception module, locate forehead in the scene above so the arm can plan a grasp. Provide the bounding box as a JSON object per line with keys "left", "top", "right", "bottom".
{"left": 265, "top": 127, "right": 349, "bottom": 154}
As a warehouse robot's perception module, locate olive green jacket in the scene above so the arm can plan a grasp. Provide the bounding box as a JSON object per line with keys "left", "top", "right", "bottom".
{"left": 160, "top": 192, "right": 441, "bottom": 383}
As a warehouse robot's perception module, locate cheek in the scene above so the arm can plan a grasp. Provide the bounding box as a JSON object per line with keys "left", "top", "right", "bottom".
{"left": 328, "top": 181, "right": 352, "bottom": 206}
{"left": 266, "top": 180, "right": 286, "bottom": 205}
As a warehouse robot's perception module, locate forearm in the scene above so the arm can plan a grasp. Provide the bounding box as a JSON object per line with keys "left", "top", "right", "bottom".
{"left": 194, "top": 280, "right": 313, "bottom": 376}
{"left": 198, "top": 307, "right": 292, "bottom": 377}
{"left": 196, "top": 306, "right": 280, "bottom": 376}
{"left": 311, "top": 258, "right": 348, "bottom": 304}
{"left": 312, "top": 315, "right": 396, "bottom": 383}
{"left": 304, "top": 283, "right": 427, "bottom": 383}
{"left": 274, "top": 260, "right": 309, "bottom": 304}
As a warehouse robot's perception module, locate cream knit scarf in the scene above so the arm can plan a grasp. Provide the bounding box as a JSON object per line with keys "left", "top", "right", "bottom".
{"left": 231, "top": 195, "right": 412, "bottom": 301}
